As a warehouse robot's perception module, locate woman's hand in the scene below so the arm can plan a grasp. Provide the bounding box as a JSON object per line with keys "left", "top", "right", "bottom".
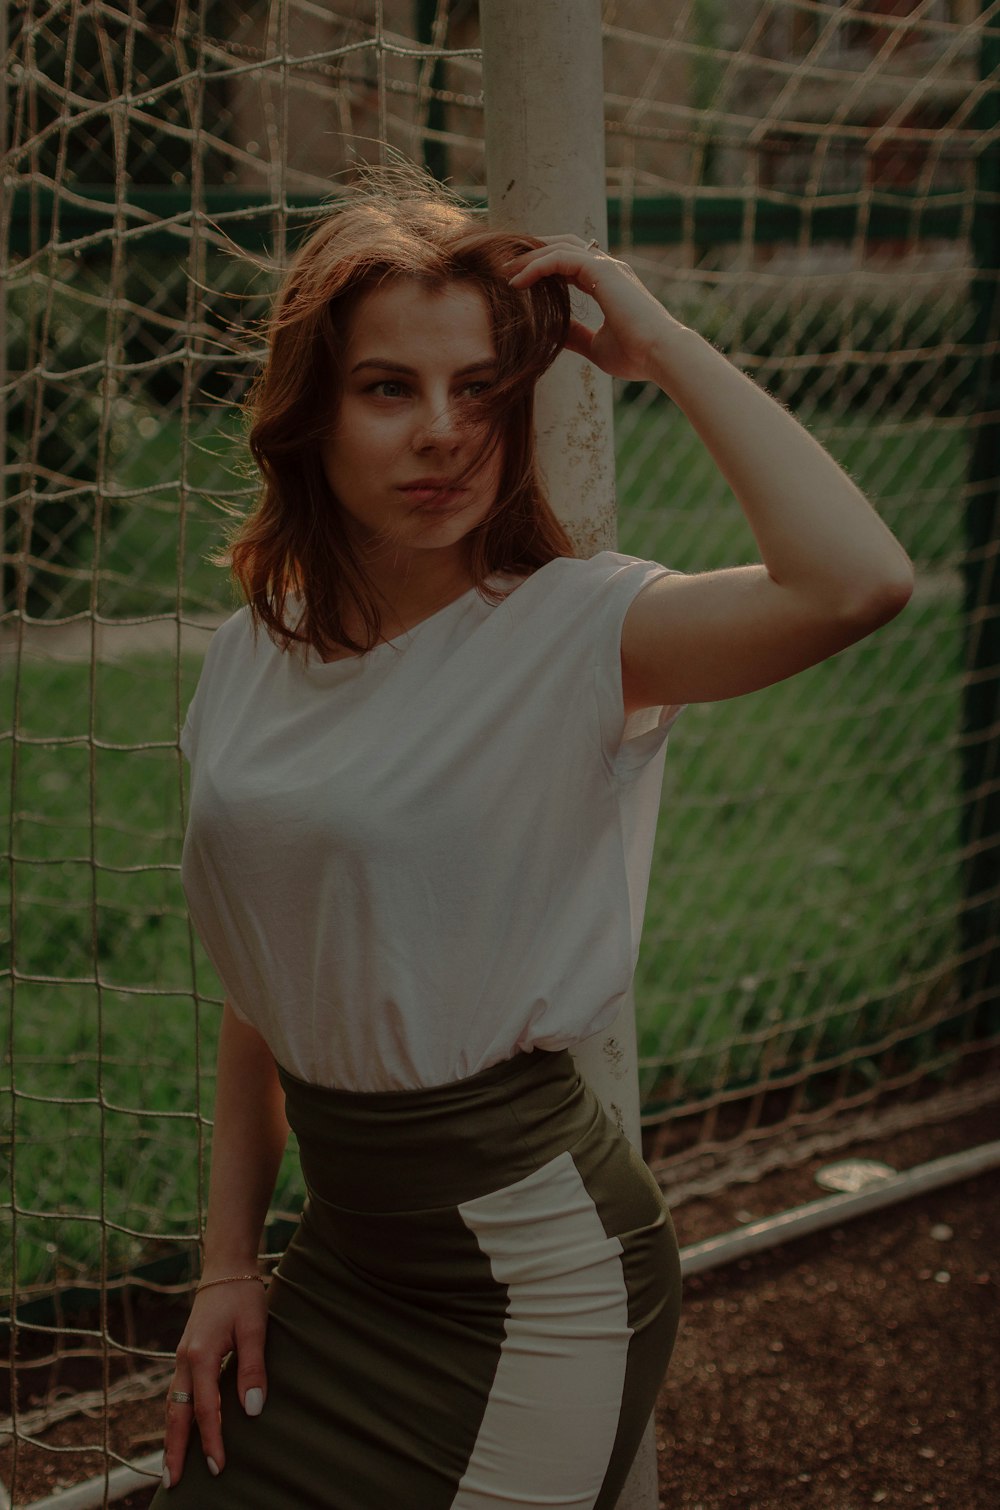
{"left": 161, "top": 1275, "right": 269, "bottom": 1489}
{"left": 505, "top": 234, "right": 687, "bottom": 384}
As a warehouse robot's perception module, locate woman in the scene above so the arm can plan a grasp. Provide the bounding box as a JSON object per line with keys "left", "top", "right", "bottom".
{"left": 154, "top": 167, "right": 913, "bottom": 1508}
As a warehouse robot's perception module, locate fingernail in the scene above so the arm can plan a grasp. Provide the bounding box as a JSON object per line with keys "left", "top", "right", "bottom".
{"left": 161, "top": 1465, "right": 171, "bottom": 1489}
{"left": 245, "top": 1387, "right": 264, "bottom": 1416}
{"left": 207, "top": 1457, "right": 220, "bottom": 1477}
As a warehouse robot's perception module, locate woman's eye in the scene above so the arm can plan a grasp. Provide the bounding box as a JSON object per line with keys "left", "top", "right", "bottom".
{"left": 364, "top": 378, "right": 491, "bottom": 399}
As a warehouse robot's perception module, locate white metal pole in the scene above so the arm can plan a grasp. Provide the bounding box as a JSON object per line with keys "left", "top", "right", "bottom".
{"left": 480, "top": 5, "right": 660, "bottom": 1507}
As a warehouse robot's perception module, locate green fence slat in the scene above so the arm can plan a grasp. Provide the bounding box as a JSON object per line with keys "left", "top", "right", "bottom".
{"left": 6, "top": 184, "right": 978, "bottom": 257}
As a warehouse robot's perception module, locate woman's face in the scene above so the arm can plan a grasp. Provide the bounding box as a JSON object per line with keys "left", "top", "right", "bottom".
{"left": 321, "top": 277, "right": 503, "bottom": 560}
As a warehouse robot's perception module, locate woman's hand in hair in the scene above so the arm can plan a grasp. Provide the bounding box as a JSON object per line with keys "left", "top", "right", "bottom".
{"left": 504, "top": 235, "right": 686, "bottom": 384}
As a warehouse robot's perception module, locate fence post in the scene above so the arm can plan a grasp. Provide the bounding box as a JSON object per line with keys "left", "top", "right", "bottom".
{"left": 0, "top": 0, "right": 9, "bottom": 616}
{"left": 480, "top": 4, "right": 660, "bottom": 1506}
{"left": 959, "top": 3, "right": 1000, "bottom": 1031}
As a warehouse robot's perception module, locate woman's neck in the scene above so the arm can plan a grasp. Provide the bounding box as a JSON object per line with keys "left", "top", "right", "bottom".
{"left": 316, "top": 560, "right": 479, "bottom": 662}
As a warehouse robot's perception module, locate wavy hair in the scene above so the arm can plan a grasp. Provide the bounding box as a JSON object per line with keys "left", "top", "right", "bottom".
{"left": 212, "top": 162, "right": 576, "bottom": 659}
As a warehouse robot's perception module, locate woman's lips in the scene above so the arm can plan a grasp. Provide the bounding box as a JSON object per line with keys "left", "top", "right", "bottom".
{"left": 400, "top": 486, "right": 468, "bottom": 508}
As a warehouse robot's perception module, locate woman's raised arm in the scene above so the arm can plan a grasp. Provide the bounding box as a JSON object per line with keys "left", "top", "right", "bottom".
{"left": 506, "top": 236, "right": 914, "bottom": 709}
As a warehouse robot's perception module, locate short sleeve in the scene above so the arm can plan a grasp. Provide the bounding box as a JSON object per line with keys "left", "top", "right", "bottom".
{"left": 224, "top": 993, "right": 254, "bottom": 1026}
{"left": 179, "top": 616, "right": 230, "bottom": 765}
{"left": 179, "top": 680, "right": 202, "bottom": 764}
{"left": 590, "top": 552, "right": 687, "bottom": 781}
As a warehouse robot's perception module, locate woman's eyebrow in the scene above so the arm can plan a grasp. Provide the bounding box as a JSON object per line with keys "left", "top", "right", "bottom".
{"left": 350, "top": 358, "right": 497, "bottom": 377}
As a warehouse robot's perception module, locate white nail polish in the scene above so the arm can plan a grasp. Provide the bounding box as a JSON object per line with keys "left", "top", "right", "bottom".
{"left": 161, "top": 1465, "right": 171, "bottom": 1489}
{"left": 207, "top": 1457, "right": 220, "bottom": 1477}
{"left": 245, "top": 1387, "right": 264, "bottom": 1416}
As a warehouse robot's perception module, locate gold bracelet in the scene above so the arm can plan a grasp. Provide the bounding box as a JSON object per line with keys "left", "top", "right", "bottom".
{"left": 196, "top": 1272, "right": 266, "bottom": 1292}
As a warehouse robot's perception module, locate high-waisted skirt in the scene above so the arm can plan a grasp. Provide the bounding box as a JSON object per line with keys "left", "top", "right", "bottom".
{"left": 151, "top": 1046, "right": 682, "bottom": 1510}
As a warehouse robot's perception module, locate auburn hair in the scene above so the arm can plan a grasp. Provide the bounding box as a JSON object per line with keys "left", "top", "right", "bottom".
{"left": 211, "top": 162, "right": 577, "bottom": 659}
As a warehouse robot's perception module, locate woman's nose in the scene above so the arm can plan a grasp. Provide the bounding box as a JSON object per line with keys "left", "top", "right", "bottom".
{"left": 413, "top": 400, "right": 463, "bottom": 450}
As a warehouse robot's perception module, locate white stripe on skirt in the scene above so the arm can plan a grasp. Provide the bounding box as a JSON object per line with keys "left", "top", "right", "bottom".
{"left": 452, "top": 1149, "right": 633, "bottom": 1509}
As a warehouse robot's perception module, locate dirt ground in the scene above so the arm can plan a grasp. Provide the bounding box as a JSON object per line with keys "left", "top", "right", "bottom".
{"left": 3, "top": 1101, "right": 997, "bottom": 1510}
{"left": 654, "top": 1104, "right": 998, "bottom": 1510}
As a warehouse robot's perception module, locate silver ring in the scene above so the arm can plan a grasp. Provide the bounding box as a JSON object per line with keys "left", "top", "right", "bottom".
{"left": 587, "top": 238, "right": 601, "bottom": 251}
{"left": 170, "top": 1389, "right": 194, "bottom": 1405}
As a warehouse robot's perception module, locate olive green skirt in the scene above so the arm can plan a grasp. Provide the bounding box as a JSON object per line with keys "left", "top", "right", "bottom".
{"left": 151, "top": 1046, "right": 682, "bottom": 1509}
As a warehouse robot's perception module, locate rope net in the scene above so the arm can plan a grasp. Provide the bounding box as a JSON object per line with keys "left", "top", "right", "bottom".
{"left": 2, "top": 0, "right": 998, "bottom": 1501}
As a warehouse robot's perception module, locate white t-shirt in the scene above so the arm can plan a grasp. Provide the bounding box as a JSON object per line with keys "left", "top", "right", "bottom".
{"left": 179, "top": 550, "right": 685, "bottom": 1091}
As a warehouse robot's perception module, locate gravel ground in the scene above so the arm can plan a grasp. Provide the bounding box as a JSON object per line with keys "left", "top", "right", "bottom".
{"left": 4, "top": 1103, "right": 997, "bottom": 1510}
{"left": 656, "top": 1170, "right": 997, "bottom": 1507}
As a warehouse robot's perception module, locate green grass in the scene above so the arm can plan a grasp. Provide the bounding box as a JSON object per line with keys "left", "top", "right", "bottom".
{"left": 1, "top": 654, "right": 304, "bottom": 1293}
{"left": 634, "top": 592, "right": 963, "bottom": 1104}
{"left": 616, "top": 393, "right": 966, "bottom": 1102}
{"left": 614, "top": 392, "right": 966, "bottom": 572}
{"left": 2, "top": 398, "right": 970, "bottom": 1289}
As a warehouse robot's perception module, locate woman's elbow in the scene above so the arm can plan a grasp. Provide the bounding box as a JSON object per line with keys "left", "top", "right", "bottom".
{"left": 851, "top": 564, "right": 916, "bottom": 632}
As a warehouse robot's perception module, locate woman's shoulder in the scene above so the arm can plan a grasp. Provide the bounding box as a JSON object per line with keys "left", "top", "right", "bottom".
{"left": 208, "top": 602, "right": 256, "bottom": 650}
{"left": 504, "top": 550, "right": 659, "bottom": 597}
{"left": 546, "top": 549, "right": 656, "bottom": 574}
{"left": 196, "top": 603, "right": 268, "bottom": 680}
